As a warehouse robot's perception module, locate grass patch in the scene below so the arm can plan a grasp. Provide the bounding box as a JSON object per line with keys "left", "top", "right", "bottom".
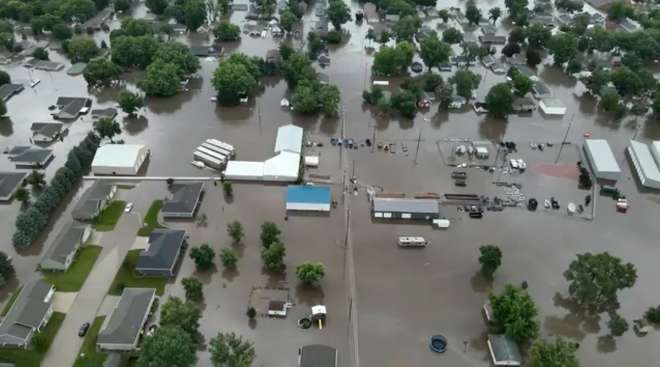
{"left": 93, "top": 200, "right": 126, "bottom": 231}
{"left": 0, "top": 312, "right": 66, "bottom": 367}
{"left": 73, "top": 316, "right": 107, "bottom": 367}
{"left": 108, "top": 249, "right": 167, "bottom": 296}
{"left": 42, "top": 245, "right": 103, "bottom": 292}
{"left": 137, "top": 200, "right": 164, "bottom": 236}
{"left": 1, "top": 286, "right": 23, "bottom": 317}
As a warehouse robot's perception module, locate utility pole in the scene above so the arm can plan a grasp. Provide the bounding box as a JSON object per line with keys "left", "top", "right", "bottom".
{"left": 555, "top": 118, "right": 573, "bottom": 164}
{"left": 257, "top": 102, "right": 262, "bottom": 134}
{"left": 414, "top": 130, "right": 422, "bottom": 165}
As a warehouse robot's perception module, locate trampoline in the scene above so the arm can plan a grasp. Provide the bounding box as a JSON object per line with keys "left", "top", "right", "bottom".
{"left": 430, "top": 335, "right": 447, "bottom": 353}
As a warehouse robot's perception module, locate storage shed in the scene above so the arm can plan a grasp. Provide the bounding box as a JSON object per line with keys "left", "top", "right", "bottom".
{"left": 583, "top": 139, "right": 621, "bottom": 181}
{"left": 372, "top": 197, "right": 442, "bottom": 220}
{"left": 487, "top": 334, "right": 522, "bottom": 366}
{"left": 92, "top": 144, "right": 149, "bottom": 176}
{"left": 627, "top": 140, "right": 660, "bottom": 189}
{"left": 539, "top": 98, "right": 566, "bottom": 116}
{"left": 286, "top": 185, "right": 332, "bottom": 211}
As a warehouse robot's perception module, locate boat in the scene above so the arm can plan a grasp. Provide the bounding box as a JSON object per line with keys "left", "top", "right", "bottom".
{"left": 191, "top": 161, "right": 205, "bottom": 168}
{"left": 280, "top": 97, "right": 290, "bottom": 108}
{"left": 567, "top": 202, "right": 576, "bottom": 214}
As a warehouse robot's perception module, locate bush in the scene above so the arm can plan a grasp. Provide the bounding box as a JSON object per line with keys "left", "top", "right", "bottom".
{"left": 246, "top": 307, "right": 257, "bottom": 319}
{"left": 260, "top": 222, "right": 281, "bottom": 247}
{"left": 189, "top": 244, "right": 215, "bottom": 270}
{"left": 324, "top": 30, "right": 343, "bottom": 44}
{"left": 262, "top": 243, "right": 286, "bottom": 272}
{"left": 182, "top": 277, "right": 203, "bottom": 301}
{"left": 296, "top": 262, "right": 326, "bottom": 285}
{"left": 219, "top": 248, "right": 238, "bottom": 269}
{"left": 223, "top": 181, "right": 233, "bottom": 197}
{"left": 645, "top": 306, "right": 660, "bottom": 324}
{"left": 32, "top": 47, "right": 49, "bottom": 60}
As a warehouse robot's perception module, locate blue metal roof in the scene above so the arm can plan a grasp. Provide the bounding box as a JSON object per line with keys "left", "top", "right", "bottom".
{"left": 286, "top": 185, "right": 331, "bottom": 204}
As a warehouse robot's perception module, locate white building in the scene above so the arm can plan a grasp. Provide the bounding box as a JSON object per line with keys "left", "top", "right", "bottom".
{"left": 539, "top": 98, "right": 566, "bottom": 116}
{"left": 627, "top": 140, "right": 660, "bottom": 190}
{"left": 224, "top": 161, "right": 265, "bottom": 181}
{"left": 92, "top": 144, "right": 150, "bottom": 176}
{"left": 263, "top": 151, "right": 301, "bottom": 181}
{"left": 583, "top": 139, "right": 621, "bottom": 181}
{"left": 274, "top": 124, "right": 303, "bottom": 154}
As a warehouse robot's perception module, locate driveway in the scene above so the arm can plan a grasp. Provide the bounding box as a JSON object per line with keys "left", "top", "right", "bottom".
{"left": 41, "top": 212, "right": 141, "bottom": 367}
{"left": 51, "top": 292, "right": 78, "bottom": 313}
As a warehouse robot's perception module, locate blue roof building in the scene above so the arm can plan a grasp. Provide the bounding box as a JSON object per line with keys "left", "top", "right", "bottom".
{"left": 286, "top": 185, "right": 332, "bottom": 212}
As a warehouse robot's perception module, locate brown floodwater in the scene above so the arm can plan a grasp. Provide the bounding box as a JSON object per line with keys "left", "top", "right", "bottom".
{"left": 2, "top": 0, "right": 660, "bottom": 366}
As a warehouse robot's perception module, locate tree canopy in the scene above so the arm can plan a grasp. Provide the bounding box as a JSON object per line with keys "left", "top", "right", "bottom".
{"left": 449, "top": 70, "right": 481, "bottom": 99}
{"left": 419, "top": 36, "right": 451, "bottom": 70}
{"left": 214, "top": 21, "right": 241, "bottom": 41}
{"left": 485, "top": 83, "right": 514, "bottom": 118}
{"left": 372, "top": 41, "right": 415, "bottom": 76}
{"left": 296, "top": 262, "right": 326, "bottom": 285}
{"left": 159, "top": 296, "right": 202, "bottom": 338}
{"left": 547, "top": 32, "right": 578, "bottom": 65}
{"left": 209, "top": 332, "right": 256, "bottom": 367}
{"left": 118, "top": 91, "right": 145, "bottom": 115}
{"left": 327, "top": 0, "right": 351, "bottom": 30}
{"left": 479, "top": 245, "right": 502, "bottom": 278}
{"left": 212, "top": 54, "right": 261, "bottom": 105}
{"left": 190, "top": 244, "right": 216, "bottom": 270}
{"left": 137, "top": 326, "right": 197, "bottom": 367}
{"left": 94, "top": 117, "right": 121, "bottom": 141}
{"left": 527, "top": 338, "right": 579, "bottom": 367}
{"left": 66, "top": 36, "right": 98, "bottom": 62}
{"left": 489, "top": 284, "right": 539, "bottom": 343}
{"left": 83, "top": 58, "right": 122, "bottom": 87}
{"left": 138, "top": 60, "right": 180, "bottom": 97}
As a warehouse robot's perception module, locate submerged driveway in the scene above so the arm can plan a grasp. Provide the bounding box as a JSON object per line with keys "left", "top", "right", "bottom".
{"left": 41, "top": 213, "right": 141, "bottom": 367}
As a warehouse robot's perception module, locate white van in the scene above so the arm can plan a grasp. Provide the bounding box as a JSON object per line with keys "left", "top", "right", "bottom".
{"left": 397, "top": 236, "right": 429, "bottom": 248}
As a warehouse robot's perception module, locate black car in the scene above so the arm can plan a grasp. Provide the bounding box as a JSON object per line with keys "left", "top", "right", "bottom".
{"left": 527, "top": 198, "right": 538, "bottom": 211}
{"left": 79, "top": 322, "right": 90, "bottom": 337}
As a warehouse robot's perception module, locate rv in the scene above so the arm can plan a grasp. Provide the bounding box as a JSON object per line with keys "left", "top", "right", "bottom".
{"left": 193, "top": 151, "right": 224, "bottom": 170}
{"left": 206, "top": 139, "right": 235, "bottom": 156}
{"left": 397, "top": 236, "right": 429, "bottom": 248}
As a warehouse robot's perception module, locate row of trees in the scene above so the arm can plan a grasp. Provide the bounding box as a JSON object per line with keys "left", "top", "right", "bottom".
{"left": 0, "top": 0, "right": 103, "bottom": 24}
{"left": 13, "top": 132, "right": 101, "bottom": 249}
{"left": 0, "top": 252, "right": 15, "bottom": 287}
{"left": 145, "top": 0, "right": 208, "bottom": 31}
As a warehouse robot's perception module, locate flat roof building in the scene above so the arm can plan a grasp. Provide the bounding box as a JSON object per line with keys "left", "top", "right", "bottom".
{"left": 286, "top": 185, "right": 332, "bottom": 212}
{"left": 161, "top": 182, "right": 204, "bottom": 218}
{"left": 263, "top": 151, "right": 301, "bottom": 182}
{"left": 299, "top": 344, "right": 338, "bottom": 367}
{"left": 0, "top": 172, "right": 28, "bottom": 201}
{"left": 40, "top": 222, "right": 91, "bottom": 271}
{"left": 136, "top": 229, "right": 186, "bottom": 277}
{"left": 92, "top": 144, "right": 149, "bottom": 176}
{"left": 627, "top": 140, "right": 660, "bottom": 190}
{"left": 224, "top": 161, "right": 265, "bottom": 181}
{"left": 584, "top": 139, "right": 621, "bottom": 181}
{"left": 372, "top": 197, "right": 442, "bottom": 220}
{"left": 487, "top": 334, "right": 522, "bottom": 366}
{"left": 72, "top": 182, "right": 117, "bottom": 221}
{"left": 539, "top": 98, "right": 566, "bottom": 116}
{"left": 0, "top": 280, "right": 54, "bottom": 348}
{"left": 275, "top": 124, "right": 303, "bottom": 154}
{"left": 97, "top": 288, "right": 156, "bottom": 351}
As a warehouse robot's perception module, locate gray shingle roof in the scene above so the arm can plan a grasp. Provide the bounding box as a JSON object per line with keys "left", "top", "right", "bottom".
{"left": 0, "top": 83, "right": 24, "bottom": 101}
{"left": 97, "top": 288, "right": 155, "bottom": 347}
{"left": 0, "top": 280, "right": 53, "bottom": 346}
{"left": 41, "top": 222, "right": 89, "bottom": 268}
{"left": 54, "top": 97, "right": 90, "bottom": 119}
{"left": 161, "top": 182, "right": 204, "bottom": 216}
{"left": 72, "top": 182, "right": 115, "bottom": 220}
{"left": 30, "top": 122, "right": 63, "bottom": 139}
{"left": 0, "top": 171, "right": 28, "bottom": 200}
{"left": 300, "top": 345, "right": 337, "bottom": 367}
{"left": 91, "top": 108, "right": 118, "bottom": 119}
{"left": 373, "top": 197, "right": 440, "bottom": 214}
{"left": 136, "top": 229, "right": 186, "bottom": 271}
{"left": 7, "top": 147, "right": 53, "bottom": 166}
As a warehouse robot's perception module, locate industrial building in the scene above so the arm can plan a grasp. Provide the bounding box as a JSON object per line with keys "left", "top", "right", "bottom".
{"left": 91, "top": 144, "right": 149, "bottom": 176}
{"left": 627, "top": 140, "right": 660, "bottom": 190}
{"left": 286, "top": 185, "right": 332, "bottom": 212}
{"left": 583, "top": 139, "right": 621, "bottom": 181}
{"left": 372, "top": 197, "right": 442, "bottom": 220}
{"left": 538, "top": 98, "right": 566, "bottom": 116}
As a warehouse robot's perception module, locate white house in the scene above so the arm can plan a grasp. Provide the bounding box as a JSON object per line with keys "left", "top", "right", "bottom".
{"left": 92, "top": 144, "right": 150, "bottom": 175}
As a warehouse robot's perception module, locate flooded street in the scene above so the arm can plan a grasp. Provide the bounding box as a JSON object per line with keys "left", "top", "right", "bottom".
{"left": 2, "top": 0, "right": 660, "bottom": 366}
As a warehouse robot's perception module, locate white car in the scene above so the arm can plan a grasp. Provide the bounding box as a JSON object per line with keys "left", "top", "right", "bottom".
{"left": 124, "top": 202, "right": 134, "bottom": 213}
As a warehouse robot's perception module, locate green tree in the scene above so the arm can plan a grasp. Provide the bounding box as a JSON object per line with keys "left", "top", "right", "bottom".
{"left": 0, "top": 70, "right": 9, "bottom": 86}
{"left": 465, "top": 0, "right": 482, "bottom": 25}
{"left": 184, "top": 0, "right": 207, "bottom": 31}
{"left": 280, "top": 10, "right": 298, "bottom": 33}
{"left": 485, "top": 83, "right": 514, "bottom": 118}
{"left": 0, "top": 252, "right": 15, "bottom": 286}
{"left": 219, "top": 248, "right": 238, "bottom": 269}
{"left": 153, "top": 41, "right": 201, "bottom": 78}
{"left": 645, "top": 306, "right": 660, "bottom": 324}
{"left": 257, "top": 0, "right": 277, "bottom": 18}
{"left": 212, "top": 54, "right": 260, "bottom": 105}
{"left": 527, "top": 338, "right": 578, "bottom": 367}
{"left": 260, "top": 222, "right": 281, "bottom": 247}
{"left": 94, "top": 117, "right": 121, "bottom": 142}
{"left": 227, "top": 221, "right": 244, "bottom": 244}
{"left": 610, "top": 66, "right": 642, "bottom": 96}
{"left": 190, "top": 244, "right": 216, "bottom": 270}
{"left": 564, "top": 252, "right": 637, "bottom": 310}
{"left": 438, "top": 9, "right": 449, "bottom": 23}
{"left": 372, "top": 41, "right": 414, "bottom": 76}
{"left": 214, "top": 21, "right": 241, "bottom": 41}
{"left": 478, "top": 245, "right": 502, "bottom": 278}
{"left": 608, "top": 312, "right": 629, "bottom": 336}
{"left": 160, "top": 296, "right": 201, "bottom": 338}
{"left": 526, "top": 48, "right": 542, "bottom": 67}
{"left": 218, "top": 0, "right": 231, "bottom": 15}
{"left": 139, "top": 60, "right": 180, "bottom": 97}
{"left": 61, "top": 0, "right": 97, "bottom": 22}
{"left": 114, "top": 0, "right": 131, "bottom": 12}
{"left": 83, "top": 58, "right": 122, "bottom": 87}
{"left": 318, "top": 83, "right": 341, "bottom": 116}
{"left": 509, "top": 26, "right": 525, "bottom": 43}
{"left": 607, "top": 0, "right": 634, "bottom": 21}
{"left": 327, "top": 0, "right": 351, "bottom": 30}
{"left": 420, "top": 36, "right": 451, "bottom": 70}
{"left": 26, "top": 170, "right": 46, "bottom": 189}
{"left": 489, "top": 284, "right": 539, "bottom": 343}
{"left": 293, "top": 80, "right": 319, "bottom": 114}
{"left": 653, "top": 92, "right": 660, "bottom": 118}
{"left": 296, "top": 262, "right": 326, "bottom": 285}
{"left": 110, "top": 35, "right": 159, "bottom": 68}
{"left": 262, "top": 243, "right": 286, "bottom": 272}
{"left": 511, "top": 70, "right": 533, "bottom": 96}
{"left": 450, "top": 70, "right": 481, "bottom": 99}
{"left": 32, "top": 47, "right": 49, "bottom": 60}
{"left": 505, "top": 0, "right": 528, "bottom": 22}
{"left": 390, "top": 90, "right": 418, "bottom": 119}
{"left": 581, "top": 68, "right": 610, "bottom": 96}
{"left": 209, "top": 332, "right": 256, "bottom": 367}
{"left": 489, "top": 7, "right": 502, "bottom": 24}
{"left": 526, "top": 23, "right": 551, "bottom": 49}
{"left": 15, "top": 187, "right": 30, "bottom": 205}
{"left": 566, "top": 59, "right": 582, "bottom": 74}
{"left": 182, "top": 277, "right": 204, "bottom": 301}
{"left": 137, "top": 326, "right": 197, "bottom": 367}
{"left": 392, "top": 15, "right": 421, "bottom": 41}
{"left": 67, "top": 36, "right": 98, "bottom": 62}
{"left": 547, "top": 32, "right": 577, "bottom": 65}
{"left": 146, "top": 0, "right": 169, "bottom": 14}
{"left": 0, "top": 99, "right": 5, "bottom": 117}
{"left": 118, "top": 90, "right": 145, "bottom": 115}
{"left": 442, "top": 27, "right": 463, "bottom": 44}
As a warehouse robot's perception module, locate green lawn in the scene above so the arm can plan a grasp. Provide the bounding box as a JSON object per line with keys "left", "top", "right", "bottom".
{"left": 0, "top": 312, "right": 66, "bottom": 367}
{"left": 73, "top": 316, "right": 107, "bottom": 367}
{"left": 108, "top": 249, "right": 167, "bottom": 295}
{"left": 93, "top": 201, "right": 127, "bottom": 231}
{"left": 1, "top": 286, "right": 23, "bottom": 316}
{"left": 137, "top": 200, "right": 164, "bottom": 236}
{"left": 42, "top": 245, "right": 103, "bottom": 292}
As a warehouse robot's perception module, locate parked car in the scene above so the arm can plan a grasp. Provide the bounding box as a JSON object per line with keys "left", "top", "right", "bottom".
{"left": 79, "top": 322, "right": 90, "bottom": 337}
{"left": 124, "top": 202, "right": 134, "bottom": 212}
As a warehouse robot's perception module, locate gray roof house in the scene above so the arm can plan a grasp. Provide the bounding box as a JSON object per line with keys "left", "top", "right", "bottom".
{"left": 372, "top": 197, "right": 443, "bottom": 220}
{"left": 53, "top": 97, "right": 92, "bottom": 120}
{"left": 40, "top": 222, "right": 92, "bottom": 271}
{"left": 0, "top": 171, "right": 28, "bottom": 201}
{"left": 478, "top": 34, "right": 506, "bottom": 45}
{"left": 97, "top": 288, "right": 156, "bottom": 351}
{"left": 532, "top": 80, "right": 552, "bottom": 99}
{"left": 30, "top": 122, "right": 63, "bottom": 143}
{"left": 487, "top": 334, "right": 522, "bottom": 366}
{"left": 91, "top": 108, "right": 118, "bottom": 120}
{"left": 299, "top": 344, "right": 338, "bottom": 367}
{"left": 72, "top": 182, "right": 117, "bottom": 221}
{"left": 161, "top": 182, "right": 204, "bottom": 218}
{"left": 512, "top": 96, "right": 536, "bottom": 112}
{"left": 0, "top": 280, "right": 55, "bottom": 348}
{"left": 0, "top": 83, "right": 24, "bottom": 102}
{"left": 6, "top": 146, "right": 53, "bottom": 168}
{"left": 136, "top": 229, "right": 186, "bottom": 277}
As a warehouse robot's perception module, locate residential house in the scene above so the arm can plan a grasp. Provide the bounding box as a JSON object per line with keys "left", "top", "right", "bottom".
{"left": 384, "top": 13, "right": 400, "bottom": 22}
{"left": 449, "top": 95, "right": 467, "bottom": 109}
{"left": 161, "top": 182, "right": 205, "bottom": 218}
{"left": 40, "top": 222, "right": 91, "bottom": 271}
{"left": 512, "top": 96, "right": 536, "bottom": 112}
{"left": 0, "top": 172, "right": 28, "bottom": 201}
{"left": 299, "top": 344, "right": 338, "bottom": 367}
{"left": 30, "top": 122, "right": 63, "bottom": 143}
{"left": 136, "top": 229, "right": 186, "bottom": 277}
{"left": 71, "top": 181, "right": 117, "bottom": 221}
{"left": 5, "top": 146, "right": 53, "bottom": 168}
{"left": 0, "top": 280, "right": 54, "bottom": 348}
{"left": 532, "top": 80, "right": 552, "bottom": 99}
{"left": 487, "top": 334, "right": 522, "bottom": 366}
{"left": 478, "top": 34, "right": 506, "bottom": 45}
{"left": 482, "top": 55, "right": 496, "bottom": 68}
{"left": 189, "top": 45, "right": 221, "bottom": 57}
{"left": 91, "top": 108, "right": 118, "bottom": 120}
{"left": 363, "top": 3, "right": 379, "bottom": 23}
{"left": 481, "top": 24, "right": 496, "bottom": 35}
{"left": 97, "top": 288, "right": 156, "bottom": 351}
{"left": 620, "top": 17, "right": 642, "bottom": 33}
{"left": 0, "top": 83, "right": 24, "bottom": 102}
{"left": 491, "top": 62, "right": 508, "bottom": 74}
{"left": 53, "top": 97, "right": 92, "bottom": 120}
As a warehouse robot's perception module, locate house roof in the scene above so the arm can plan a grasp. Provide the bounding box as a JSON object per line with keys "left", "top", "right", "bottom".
{"left": 532, "top": 81, "right": 552, "bottom": 97}
{"left": 137, "top": 229, "right": 186, "bottom": 271}
{"left": 0, "top": 171, "right": 27, "bottom": 200}
{"left": 487, "top": 334, "right": 522, "bottom": 366}
{"left": 0, "top": 279, "right": 53, "bottom": 345}
{"left": 72, "top": 181, "right": 115, "bottom": 220}
{"left": 162, "top": 182, "right": 204, "bottom": 215}
{"left": 584, "top": 139, "right": 621, "bottom": 175}
{"left": 92, "top": 144, "right": 147, "bottom": 169}
{"left": 97, "top": 288, "right": 156, "bottom": 346}
{"left": 263, "top": 151, "right": 301, "bottom": 180}
{"left": 41, "top": 222, "right": 90, "bottom": 267}
{"left": 286, "top": 185, "right": 331, "bottom": 204}
{"left": 628, "top": 140, "right": 660, "bottom": 187}
{"left": 0, "top": 83, "right": 24, "bottom": 101}
{"left": 30, "top": 122, "right": 63, "bottom": 138}
{"left": 300, "top": 344, "right": 337, "bottom": 367}
{"left": 55, "top": 97, "right": 90, "bottom": 119}
{"left": 274, "top": 124, "right": 303, "bottom": 154}
{"left": 91, "top": 108, "right": 118, "bottom": 119}
{"left": 478, "top": 35, "right": 506, "bottom": 45}
{"left": 373, "top": 197, "right": 440, "bottom": 214}
{"left": 7, "top": 147, "right": 53, "bottom": 165}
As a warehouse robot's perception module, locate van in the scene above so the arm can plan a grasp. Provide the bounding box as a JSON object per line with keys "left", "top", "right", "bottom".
{"left": 397, "top": 236, "right": 429, "bottom": 248}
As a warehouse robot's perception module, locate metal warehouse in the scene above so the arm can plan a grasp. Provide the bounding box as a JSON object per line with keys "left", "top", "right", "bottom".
{"left": 627, "top": 140, "right": 660, "bottom": 190}
{"left": 286, "top": 185, "right": 332, "bottom": 212}
{"left": 372, "top": 197, "right": 442, "bottom": 220}
{"left": 583, "top": 139, "right": 621, "bottom": 181}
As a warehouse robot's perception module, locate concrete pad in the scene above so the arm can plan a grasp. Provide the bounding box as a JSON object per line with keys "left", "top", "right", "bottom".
{"left": 52, "top": 292, "right": 78, "bottom": 313}
{"left": 87, "top": 230, "right": 104, "bottom": 246}
{"left": 97, "top": 295, "right": 120, "bottom": 316}
{"left": 131, "top": 236, "right": 149, "bottom": 250}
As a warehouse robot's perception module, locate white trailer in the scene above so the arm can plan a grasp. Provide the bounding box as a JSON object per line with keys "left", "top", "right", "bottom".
{"left": 200, "top": 143, "right": 231, "bottom": 159}
{"left": 193, "top": 151, "right": 223, "bottom": 170}
{"left": 196, "top": 147, "right": 227, "bottom": 164}
{"left": 206, "top": 139, "right": 235, "bottom": 156}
